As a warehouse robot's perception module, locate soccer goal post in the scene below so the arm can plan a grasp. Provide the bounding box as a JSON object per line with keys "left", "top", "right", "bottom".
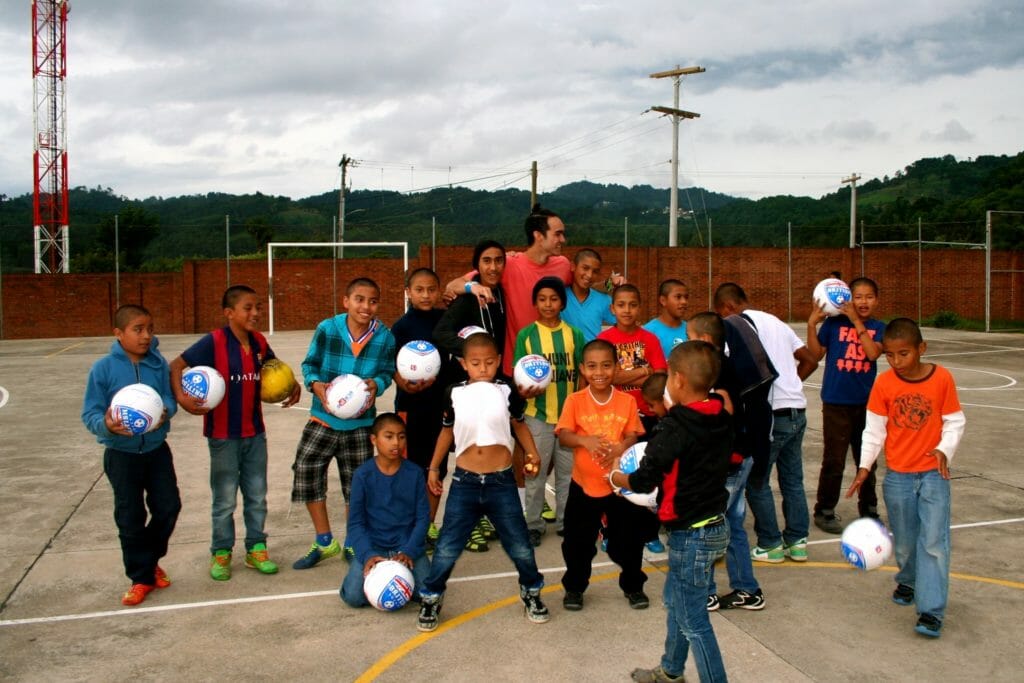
{"left": 266, "top": 241, "right": 408, "bottom": 335}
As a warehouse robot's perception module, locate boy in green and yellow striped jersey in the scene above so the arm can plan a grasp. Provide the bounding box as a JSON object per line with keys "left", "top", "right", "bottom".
{"left": 514, "top": 276, "right": 586, "bottom": 545}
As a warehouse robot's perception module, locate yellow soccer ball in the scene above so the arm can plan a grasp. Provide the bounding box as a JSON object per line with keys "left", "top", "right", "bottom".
{"left": 261, "top": 358, "right": 297, "bottom": 403}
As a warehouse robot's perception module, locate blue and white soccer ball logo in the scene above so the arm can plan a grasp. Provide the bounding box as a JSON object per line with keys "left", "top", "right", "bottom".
{"left": 116, "top": 406, "right": 155, "bottom": 435}
{"left": 408, "top": 340, "right": 435, "bottom": 355}
{"left": 183, "top": 371, "right": 210, "bottom": 400}
{"left": 397, "top": 340, "right": 442, "bottom": 383}
{"left": 823, "top": 281, "right": 851, "bottom": 308}
{"left": 840, "top": 518, "right": 893, "bottom": 571}
{"left": 378, "top": 575, "right": 414, "bottom": 611}
{"left": 514, "top": 354, "right": 552, "bottom": 390}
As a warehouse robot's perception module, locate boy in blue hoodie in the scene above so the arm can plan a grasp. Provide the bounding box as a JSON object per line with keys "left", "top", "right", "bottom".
{"left": 82, "top": 304, "right": 181, "bottom": 606}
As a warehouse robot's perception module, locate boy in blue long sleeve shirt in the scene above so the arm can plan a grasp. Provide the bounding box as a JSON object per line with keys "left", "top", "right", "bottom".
{"left": 341, "top": 413, "right": 431, "bottom": 607}
{"left": 81, "top": 304, "right": 181, "bottom": 606}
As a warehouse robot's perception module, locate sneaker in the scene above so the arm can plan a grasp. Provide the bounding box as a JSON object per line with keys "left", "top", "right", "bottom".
{"left": 464, "top": 523, "right": 489, "bottom": 552}
{"left": 343, "top": 545, "right": 355, "bottom": 562}
{"left": 245, "top": 543, "right": 279, "bottom": 574}
{"left": 479, "top": 516, "right": 498, "bottom": 540}
{"left": 630, "top": 665, "right": 684, "bottom": 682}
{"left": 892, "top": 583, "right": 915, "bottom": 606}
{"left": 121, "top": 583, "right": 155, "bottom": 606}
{"left": 784, "top": 538, "right": 808, "bottom": 562}
{"left": 814, "top": 510, "right": 844, "bottom": 534}
{"left": 292, "top": 538, "right": 341, "bottom": 570}
{"left": 521, "top": 587, "right": 550, "bottom": 624}
{"left": 209, "top": 550, "right": 232, "bottom": 581}
{"left": 861, "top": 505, "right": 881, "bottom": 520}
{"left": 751, "top": 544, "right": 784, "bottom": 563}
{"left": 563, "top": 590, "right": 584, "bottom": 611}
{"left": 626, "top": 591, "right": 650, "bottom": 610}
{"left": 541, "top": 501, "right": 556, "bottom": 523}
{"left": 645, "top": 538, "right": 666, "bottom": 554}
{"left": 417, "top": 594, "right": 443, "bottom": 632}
{"left": 707, "top": 594, "right": 720, "bottom": 612}
{"left": 720, "top": 588, "right": 766, "bottom": 611}
{"left": 915, "top": 613, "right": 942, "bottom": 638}
{"left": 556, "top": 528, "right": 565, "bottom": 537}
{"left": 427, "top": 522, "right": 440, "bottom": 543}
{"left": 154, "top": 565, "right": 171, "bottom": 589}
{"left": 528, "top": 529, "right": 543, "bottom": 547}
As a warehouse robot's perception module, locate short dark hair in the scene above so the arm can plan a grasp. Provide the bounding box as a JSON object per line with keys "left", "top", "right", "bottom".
{"left": 406, "top": 267, "right": 439, "bottom": 288}
{"left": 582, "top": 338, "right": 616, "bottom": 361}
{"left": 641, "top": 372, "right": 667, "bottom": 402}
{"left": 114, "top": 304, "right": 151, "bottom": 330}
{"left": 668, "top": 340, "right": 721, "bottom": 394}
{"left": 222, "top": 285, "right": 256, "bottom": 309}
{"left": 659, "top": 279, "right": 687, "bottom": 297}
{"left": 611, "top": 283, "right": 641, "bottom": 302}
{"left": 688, "top": 311, "right": 725, "bottom": 349}
{"left": 713, "top": 282, "right": 748, "bottom": 309}
{"left": 574, "top": 248, "right": 602, "bottom": 265}
{"left": 524, "top": 203, "right": 560, "bottom": 246}
{"left": 883, "top": 317, "right": 923, "bottom": 345}
{"left": 371, "top": 412, "right": 406, "bottom": 436}
{"left": 463, "top": 331, "right": 498, "bottom": 354}
{"left": 849, "top": 277, "right": 879, "bottom": 295}
{"left": 532, "top": 276, "right": 566, "bottom": 308}
{"left": 346, "top": 277, "right": 380, "bottom": 296}
{"left": 472, "top": 239, "right": 505, "bottom": 272}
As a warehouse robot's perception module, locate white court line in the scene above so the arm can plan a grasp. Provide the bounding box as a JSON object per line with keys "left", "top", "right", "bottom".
{"left": 3, "top": 518, "right": 1022, "bottom": 628}
{"left": 926, "top": 349, "right": 1024, "bottom": 358}
{"left": 927, "top": 338, "right": 1023, "bottom": 351}
{"left": 961, "top": 402, "right": 1024, "bottom": 412}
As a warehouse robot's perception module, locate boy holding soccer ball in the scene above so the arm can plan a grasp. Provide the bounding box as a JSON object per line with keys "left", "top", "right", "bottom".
{"left": 82, "top": 304, "right": 180, "bottom": 606}
{"left": 610, "top": 340, "right": 733, "bottom": 683}
{"left": 847, "top": 318, "right": 965, "bottom": 638}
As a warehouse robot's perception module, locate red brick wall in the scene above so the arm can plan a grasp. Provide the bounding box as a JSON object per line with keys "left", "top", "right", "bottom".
{"left": 1, "top": 247, "right": 1020, "bottom": 339}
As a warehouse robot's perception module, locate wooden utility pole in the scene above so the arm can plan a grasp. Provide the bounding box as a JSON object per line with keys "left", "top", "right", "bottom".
{"left": 530, "top": 161, "right": 538, "bottom": 208}
{"left": 842, "top": 173, "right": 861, "bottom": 249}
{"left": 650, "top": 65, "right": 704, "bottom": 247}
{"left": 338, "top": 155, "right": 353, "bottom": 258}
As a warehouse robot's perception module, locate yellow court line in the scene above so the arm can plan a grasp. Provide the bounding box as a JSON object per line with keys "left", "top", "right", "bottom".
{"left": 45, "top": 340, "right": 85, "bottom": 357}
{"left": 359, "top": 561, "right": 1024, "bottom": 681}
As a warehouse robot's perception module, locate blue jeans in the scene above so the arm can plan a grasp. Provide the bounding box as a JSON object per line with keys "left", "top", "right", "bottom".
{"left": 209, "top": 434, "right": 269, "bottom": 554}
{"left": 340, "top": 549, "right": 431, "bottom": 608}
{"left": 746, "top": 410, "right": 809, "bottom": 548}
{"left": 884, "top": 469, "right": 951, "bottom": 619}
{"left": 420, "top": 467, "right": 543, "bottom": 596}
{"left": 662, "top": 520, "right": 730, "bottom": 682}
{"left": 710, "top": 457, "right": 758, "bottom": 595}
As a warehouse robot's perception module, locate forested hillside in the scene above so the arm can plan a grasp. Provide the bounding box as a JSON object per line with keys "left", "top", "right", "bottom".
{"left": 0, "top": 152, "right": 1020, "bottom": 272}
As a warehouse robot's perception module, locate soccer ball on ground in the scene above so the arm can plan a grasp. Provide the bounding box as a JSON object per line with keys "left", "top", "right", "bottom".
{"left": 840, "top": 517, "right": 893, "bottom": 571}
{"left": 364, "top": 560, "right": 415, "bottom": 611}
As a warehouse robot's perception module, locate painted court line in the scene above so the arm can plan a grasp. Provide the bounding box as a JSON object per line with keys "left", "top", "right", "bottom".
{"left": 45, "top": 340, "right": 85, "bottom": 357}
{"left": 961, "top": 402, "right": 1024, "bottom": 412}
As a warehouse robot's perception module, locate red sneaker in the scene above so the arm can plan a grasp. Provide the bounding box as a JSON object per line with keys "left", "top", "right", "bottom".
{"left": 121, "top": 583, "right": 155, "bottom": 606}
{"left": 155, "top": 566, "right": 171, "bottom": 589}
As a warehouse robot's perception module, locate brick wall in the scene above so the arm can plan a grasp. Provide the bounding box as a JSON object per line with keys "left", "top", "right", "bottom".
{"left": 1, "top": 246, "right": 1019, "bottom": 339}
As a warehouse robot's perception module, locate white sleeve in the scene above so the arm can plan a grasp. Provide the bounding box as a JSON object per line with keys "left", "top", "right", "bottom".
{"left": 859, "top": 410, "right": 887, "bottom": 471}
{"left": 937, "top": 410, "right": 966, "bottom": 464}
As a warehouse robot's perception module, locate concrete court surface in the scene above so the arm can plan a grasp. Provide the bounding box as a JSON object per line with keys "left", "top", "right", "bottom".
{"left": 0, "top": 325, "right": 1022, "bottom": 682}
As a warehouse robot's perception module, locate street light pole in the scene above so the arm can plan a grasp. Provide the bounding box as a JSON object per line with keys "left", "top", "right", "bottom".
{"left": 842, "top": 173, "right": 861, "bottom": 249}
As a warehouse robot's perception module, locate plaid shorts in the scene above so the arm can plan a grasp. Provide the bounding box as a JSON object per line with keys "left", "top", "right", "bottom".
{"left": 291, "top": 421, "right": 372, "bottom": 503}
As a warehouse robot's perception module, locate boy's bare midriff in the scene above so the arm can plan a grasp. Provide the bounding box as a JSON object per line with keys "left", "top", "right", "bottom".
{"left": 456, "top": 443, "right": 513, "bottom": 474}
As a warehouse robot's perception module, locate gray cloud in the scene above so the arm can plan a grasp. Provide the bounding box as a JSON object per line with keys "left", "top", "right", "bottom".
{"left": 920, "top": 119, "right": 974, "bottom": 143}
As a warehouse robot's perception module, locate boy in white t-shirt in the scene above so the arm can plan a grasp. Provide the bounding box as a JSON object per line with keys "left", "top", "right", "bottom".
{"left": 417, "top": 332, "right": 549, "bottom": 632}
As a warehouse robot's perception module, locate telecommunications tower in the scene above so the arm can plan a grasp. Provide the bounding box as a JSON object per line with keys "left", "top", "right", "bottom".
{"left": 32, "top": 0, "right": 70, "bottom": 273}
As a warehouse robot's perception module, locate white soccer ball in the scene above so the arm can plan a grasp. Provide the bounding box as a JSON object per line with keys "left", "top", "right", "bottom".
{"left": 180, "top": 365, "right": 226, "bottom": 409}
{"left": 110, "top": 383, "right": 165, "bottom": 435}
{"left": 514, "top": 354, "right": 553, "bottom": 391}
{"left": 457, "top": 325, "right": 488, "bottom": 339}
{"left": 813, "top": 278, "right": 853, "bottom": 317}
{"left": 363, "top": 559, "right": 415, "bottom": 611}
{"left": 615, "top": 442, "right": 659, "bottom": 512}
{"left": 324, "top": 374, "right": 371, "bottom": 420}
{"left": 840, "top": 517, "right": 894, "bottom": 571}
{"left": 396, "top": 340, "right": 442, "bottom": 384}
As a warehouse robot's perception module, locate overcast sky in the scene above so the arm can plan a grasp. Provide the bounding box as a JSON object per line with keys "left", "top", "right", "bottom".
{"left": 1, "top": 0, "right": 1021, "bottom": 203}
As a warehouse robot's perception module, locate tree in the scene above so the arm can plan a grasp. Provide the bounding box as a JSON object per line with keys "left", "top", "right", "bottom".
{"left": 244, "top": 216, "right": 275, "bottom": 250}
{"left": 97, "top": 206, "right": 160, "bottom": 269}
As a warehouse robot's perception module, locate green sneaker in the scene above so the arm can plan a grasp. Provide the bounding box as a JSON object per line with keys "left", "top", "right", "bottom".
{"left": 541, "top": 502, "right": 556, "bottom": 523}
{"left": 292, "top": 539, "right": 342, "bottom": 570}
{"left": 343, "top": 545, "right": 355, "bottom": 562}
{"left": 210, "top": 550, "right": 232, "bottom": 581}
{"left": 750, "top": 544, "right": 784, "bottom": 564}
{"left": 784, "top": 538, "right": 808, "bottom": 562}
{"left": 427, "top": 522, "right": 440, "bottom": 542}
{"left": 245, "top": 543, "right": 279, "bottom": 574}
{"left": 479, "top": 516, "right": 498, "bottom": 540}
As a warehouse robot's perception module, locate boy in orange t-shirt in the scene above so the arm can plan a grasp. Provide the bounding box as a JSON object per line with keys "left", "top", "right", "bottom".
{"left": 847, "top": 318, "right": 965, "bottom": 638}
{"left": 556, "top": 339, "right": 648, "bottom": 611}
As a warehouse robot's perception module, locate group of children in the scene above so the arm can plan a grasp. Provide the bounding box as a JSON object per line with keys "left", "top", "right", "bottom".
{"left": 84, "top": 226, "right": 966, "bottom": 680}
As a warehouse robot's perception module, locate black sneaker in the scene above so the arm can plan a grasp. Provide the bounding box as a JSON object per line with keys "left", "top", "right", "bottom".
{"left": 720, "top": 588, "right": 765, "bottom": 610}
{"left": 915, "top": 613, "right": 942, "bottom": 638}
{"left": 813, "top": 510, "right": 843, "bottom": 534}
{"left": 563, "top": 590, "right": 584, "bottom": 611}
{"left": 417, "top": 594, "right": 443, "bottom": 632}
{"left": 707, "top": 594, "right": 720, "bottom": 612}
{"left": 528, "top": 529, "right": 543, "bottom": 547}
{"left": 626, "top": 591, "right": 650, "bottom": 610}
{"left": 861, "top": 505, "right": 881, "bottom": 520}
{"left": 892, "top": 583, "right": 914, "bottom": 606}
{"left": 521, "top": 587, "right": 550, "bottom": 623}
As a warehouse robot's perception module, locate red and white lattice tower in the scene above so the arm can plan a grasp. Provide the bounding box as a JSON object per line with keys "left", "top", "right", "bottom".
{"left": 32, "top": 0, "right": 70, "bottom": 273}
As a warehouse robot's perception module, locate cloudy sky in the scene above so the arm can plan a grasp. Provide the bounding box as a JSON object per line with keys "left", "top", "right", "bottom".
{"left": 1, "top": 1, "right": 1021, "bottom": 203}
